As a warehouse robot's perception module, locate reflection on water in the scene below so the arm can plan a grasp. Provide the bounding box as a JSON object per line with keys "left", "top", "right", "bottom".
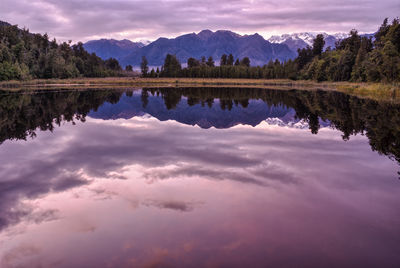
{"left": 1, "top": 87, "right": 400, "bottom": 164}
{"left": 0, "top": 88, "right": 399, "bottom": 267}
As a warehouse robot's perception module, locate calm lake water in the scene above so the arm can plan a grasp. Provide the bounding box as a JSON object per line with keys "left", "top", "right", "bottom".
{"left": 0, "top": 87, "right": 399, "bottom": 268}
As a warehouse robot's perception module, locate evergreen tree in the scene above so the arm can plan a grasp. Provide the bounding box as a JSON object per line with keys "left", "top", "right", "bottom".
{"left": 227, "top": 54, "right": 234, "bottom": 65}
{"left": 374, "top": 18, "right": 390, "bottom": 49}
{"left": 140, "top": 56, "right": 149, "bottom": 77}
{"left": 382, "top": 18, "right": 400, "bottom": 53}
{"left": 240, "top": 57, "right": 250, "bottom": 67}
{"left": 149, "top": 68, "right": 156, "bottom": 77}
{"left": 296, "top": 46, "right": 313, "bottom": 70}
{"left": 187, "top": 57, "right": 200, "bottom": 68}
{"left": 351, "top": 37, "right": 373, "bottom": 81}
{"left": 105, "top": 58, "right": 121, "bottom": 71}
{"left": 162, "top": 54, "right": 181, "bottom": 77}
{"left": 220, "top": 54, "right": 227, "bottom": 66}
{"left": 201, "top": 56, "right": 206, "bottom": 65}
{"left": 363, "top": 50, "right": 383, "bottom": 82}
{"left": 312, "top": 34, "right": 325, "bottom": 57}
{"left": 380, "top": 41, "right": 400, "bottom": 82}
{"left": 206, "top": 56, "right": 215, "bottom": 67}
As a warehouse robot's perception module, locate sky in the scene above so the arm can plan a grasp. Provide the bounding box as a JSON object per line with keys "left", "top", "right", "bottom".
{"left": 1, "top": 0, "right": 399, "bottom": 42}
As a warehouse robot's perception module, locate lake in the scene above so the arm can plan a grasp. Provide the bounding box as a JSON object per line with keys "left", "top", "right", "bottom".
{"left": 0, "top": 87, "right": 399, "bottom": 268}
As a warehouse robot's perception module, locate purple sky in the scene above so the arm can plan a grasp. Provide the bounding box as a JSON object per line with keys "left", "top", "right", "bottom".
{"left": 1, "top": 0, "right": 399, "bottom": 42}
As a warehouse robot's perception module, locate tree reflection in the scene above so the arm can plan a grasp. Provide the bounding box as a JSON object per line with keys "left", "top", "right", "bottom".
{"left": 0, "top": 89, "right": 124, "bottom": 144}
{"left": 0, "top": 87, "right": 399, "bottom": 167}
{"left": 140, "top": 87, "right": 400, "bottom": 165}
{"left": 141, "top": 89, "right": 149, "bottom": 108}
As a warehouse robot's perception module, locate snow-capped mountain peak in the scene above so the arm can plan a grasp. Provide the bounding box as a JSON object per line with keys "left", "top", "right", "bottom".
{"left": 268, "top": 32, "right": 349, "bottom": 53}
{"left": 332, "top": 33, "right": 350, "bottom": 40}
{"left": 138, "top": 39, "right": 152, "bottom": 46}
{"left": 268, "top": 32, "right": 348, "bottom": 46}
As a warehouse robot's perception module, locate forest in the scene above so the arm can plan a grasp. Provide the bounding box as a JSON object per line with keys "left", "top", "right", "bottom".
{"left": 146, "top": 18, "right": 400, "bottom": 83}
{"left": 1, "top": 18, "right": 399, "bottom": 83}
{"left": 0, "top": 21, "right": 122, "bottom": 80}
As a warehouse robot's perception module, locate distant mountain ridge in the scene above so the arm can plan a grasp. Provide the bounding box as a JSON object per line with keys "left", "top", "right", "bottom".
{"left": 85, "top": 30, "right": 296, "bottom": 67}
{"left": 83, "top": 39, "right": 145, "bottom": 61}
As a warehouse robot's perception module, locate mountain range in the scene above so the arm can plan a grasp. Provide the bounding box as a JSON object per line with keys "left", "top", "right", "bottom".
{"left": 84, "top": 30, "right": 297, "bottom": 67}
{"left": 84, "top": 30, "right": 373, "bottom": 68}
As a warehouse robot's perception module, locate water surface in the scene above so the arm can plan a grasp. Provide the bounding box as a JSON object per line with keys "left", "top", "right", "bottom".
{"left": 0, "top": 87, "right": 399, "bottom": 267}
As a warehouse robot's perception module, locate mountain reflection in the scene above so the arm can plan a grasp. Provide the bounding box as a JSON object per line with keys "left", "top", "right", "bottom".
{"left": 1, "top": 87, "right": 399, "bottom": 164}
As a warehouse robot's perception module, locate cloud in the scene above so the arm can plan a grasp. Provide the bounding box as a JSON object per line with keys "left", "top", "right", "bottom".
{"left": 143, "top": 200, "right": 198, "bottom": 212}
{"left": 0, "top": 0, "right": 398, "bottom": 42}
{"left": 1, "top": 244, "right": 42, "bottom": 268}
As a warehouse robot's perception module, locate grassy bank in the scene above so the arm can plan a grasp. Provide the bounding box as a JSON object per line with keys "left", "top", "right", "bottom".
{"left": 1, "top": 77, "right": 399, "bottom": 102}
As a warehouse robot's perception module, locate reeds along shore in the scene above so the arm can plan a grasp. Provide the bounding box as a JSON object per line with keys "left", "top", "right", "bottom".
{"left": 0, "top": 77, "right": 399, "bottom": 103}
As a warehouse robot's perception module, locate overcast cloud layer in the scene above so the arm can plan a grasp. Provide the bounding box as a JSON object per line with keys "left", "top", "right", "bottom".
{"left": 1, "top": 0, "right": 399, "bottom": 42}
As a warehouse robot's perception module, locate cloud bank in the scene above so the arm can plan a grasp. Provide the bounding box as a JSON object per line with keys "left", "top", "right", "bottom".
{"left": 1, "top": 0, "right": 398, "bottom": 42}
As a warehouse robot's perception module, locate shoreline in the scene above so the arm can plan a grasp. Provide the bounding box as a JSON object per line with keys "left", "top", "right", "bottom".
{"left": 1, "top": 77, "right": 399, "bottom": 102}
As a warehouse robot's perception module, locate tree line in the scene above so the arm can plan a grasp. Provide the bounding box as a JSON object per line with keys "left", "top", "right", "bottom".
{"left": 0, "top": 22, "right": 123, "bottom": 81}
{"left": 141, "top": 18, "right": 399, "bottom": 82}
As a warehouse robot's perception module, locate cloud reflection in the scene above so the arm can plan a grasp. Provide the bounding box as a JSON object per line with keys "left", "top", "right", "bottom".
{"left": 0, "top": 115, "right": 399, "bottom": 267}
{"left": 0, "top": 116, "right": 397, "bottom": 233}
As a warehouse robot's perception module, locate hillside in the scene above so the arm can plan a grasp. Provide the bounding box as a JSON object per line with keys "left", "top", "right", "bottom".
{"left": 0, "top": 21, "right": 121, "bottom": 81}
{"left": 83, "top": 39, "right": 145, "bottom": 61}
